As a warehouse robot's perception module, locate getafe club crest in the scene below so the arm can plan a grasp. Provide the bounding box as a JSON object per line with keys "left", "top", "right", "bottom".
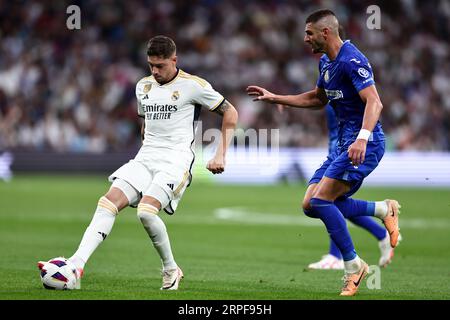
{"left": 143, "top": 84, "right": 152, "bottom": 93}
{"left": 171, "top": 91, "right": 180, "bottom": 101}
{"left": 357, "top": 67, "right": 370, "bottom": 78}
{"left": 324, "top": 70, "right": 330, "bottom": 83}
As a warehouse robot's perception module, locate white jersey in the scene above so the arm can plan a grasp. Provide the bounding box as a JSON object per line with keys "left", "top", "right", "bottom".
{"left": 108, "top": 69, "right": 225, "bottom": 213}
{"left": 136, "top": 69, "right": 225, "bottom": 153}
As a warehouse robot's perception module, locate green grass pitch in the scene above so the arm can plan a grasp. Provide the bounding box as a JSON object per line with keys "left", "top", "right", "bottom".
{"left": 0, "top": 175, "right": 449, "bottom": 300}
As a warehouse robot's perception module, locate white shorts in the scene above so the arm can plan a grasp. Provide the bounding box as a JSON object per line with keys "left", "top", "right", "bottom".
{"left": 109, "top": 148, "right": 193, "bottom": 214}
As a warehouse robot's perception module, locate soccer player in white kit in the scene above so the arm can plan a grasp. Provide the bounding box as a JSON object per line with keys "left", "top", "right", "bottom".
{"left": 39, "top": 36, "right": 238, "bottom": 290}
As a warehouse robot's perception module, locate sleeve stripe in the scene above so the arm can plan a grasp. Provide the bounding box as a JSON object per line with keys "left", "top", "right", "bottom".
{"left": 179, "top": 74, "right": 208, "bottom": 87}
{"left": 210, "top": 98, "right": 226, "bottom": 111}
{"left": 356, "top": 81, "right": 375, "bottom": 93}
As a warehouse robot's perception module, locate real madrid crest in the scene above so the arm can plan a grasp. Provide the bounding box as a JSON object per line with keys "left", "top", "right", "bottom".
{"left": 324, "top": 70, "right": 330, "bottom": 83}
{"left": 171, "top": 91, "right": 180, "bottom": 101}
{"left": 143, "top": 84, "right": 152, "bottom": 93}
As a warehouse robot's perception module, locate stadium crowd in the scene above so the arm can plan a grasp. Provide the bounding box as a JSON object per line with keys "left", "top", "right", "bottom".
{"left": 0, "top": 0, "right": 449, "bottom": 153}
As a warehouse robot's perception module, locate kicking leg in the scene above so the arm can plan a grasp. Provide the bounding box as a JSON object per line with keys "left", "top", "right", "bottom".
{"left": 69, "top": 180, "right": 132, "bottom": 268}
{"left": 66, "top": 179, "right": 133, "bottom": 288}
{"left": 304, "top": 184, "right": 400, "bottom": 268}
{"left": 335, "top": 197, "right": 401, "bottom": 248}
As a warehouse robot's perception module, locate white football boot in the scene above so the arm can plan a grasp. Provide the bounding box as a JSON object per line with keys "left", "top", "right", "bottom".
{"left": 74, "top": 268, "right": 83, "bottom": 289}
{"left": 378, "top": 232, "right": 402, "bottom": 267}
{"left": 308, "top": 254, "right": 344, "bottom": 270}
{"left": 66, "top": 257, "right": 84, "bottom": 289}
{"left": 161, "top": 266, "right": 184, "bottom": 290}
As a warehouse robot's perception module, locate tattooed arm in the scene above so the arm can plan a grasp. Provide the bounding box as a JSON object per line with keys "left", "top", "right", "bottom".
{"left": 206, "top": 100, "right": 238, "bottom": 174}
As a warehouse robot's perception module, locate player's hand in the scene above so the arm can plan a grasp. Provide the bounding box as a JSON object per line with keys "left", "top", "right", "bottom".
{"left": 206, "top": 156, "right": 225, "bottom": 174}
{"left": 348, "top": 139, "right": 367, "bottom": 166}
{"left": 246, "top": 85, "right": 276, "bottom": 103}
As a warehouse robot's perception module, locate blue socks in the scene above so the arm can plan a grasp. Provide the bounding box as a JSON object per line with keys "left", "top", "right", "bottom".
{"left": 329, "top": 216, "right": 386, "bottom": 259}
{"left": 349, "top": 216, "right": 386, "bottom": 241}
{"left": 329, "top": 239, "right": 342, "bottom": 259}
{"left": 310, "top": 198, "right": 357, "bottom": 261}
{"left": 306, "top": 198, "right": 387, "bottom": 259}
{"left": 334, "top": 198, "right": 374, "bottom": 218}
{"left": 335, "top": 198, "right": 386, "bottom": 240}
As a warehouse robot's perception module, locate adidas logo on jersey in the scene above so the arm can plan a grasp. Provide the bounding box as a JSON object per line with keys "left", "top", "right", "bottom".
{"left": 167, "top": 184, "right": 174, "bottom": 190}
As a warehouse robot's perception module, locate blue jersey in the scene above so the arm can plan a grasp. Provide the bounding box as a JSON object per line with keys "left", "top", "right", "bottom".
{"left": 311, "top": 102, "right": 386, "bottom": 196}
{"left": 317, "top": 40, "right": 385, "bottom": 147}
{"left": 325, "top": 104, "right": 338, "bottom": 155}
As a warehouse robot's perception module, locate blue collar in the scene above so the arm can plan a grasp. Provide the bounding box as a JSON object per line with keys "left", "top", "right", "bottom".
{"left": 328, "top": 40, "right": 350, "bottom": 62}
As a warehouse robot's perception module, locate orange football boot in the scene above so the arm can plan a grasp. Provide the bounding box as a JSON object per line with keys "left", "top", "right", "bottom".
{"left": 340, "top": 261, "right": 369, "bottom": 296}
{"left": 382, "top": 199, "right": 401, "bottom": 248}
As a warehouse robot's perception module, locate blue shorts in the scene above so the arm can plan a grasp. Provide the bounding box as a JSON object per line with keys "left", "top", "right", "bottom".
{"left": 308, "top": 140, "right": 385, "bottom": 198}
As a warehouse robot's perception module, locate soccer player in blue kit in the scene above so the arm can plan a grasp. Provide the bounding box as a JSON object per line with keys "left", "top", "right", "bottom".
{"left": 307, "top": 104, "right": 399, "bottom": 270}
{"left": 247, "top": 9, "right": 400, "bottom": 296}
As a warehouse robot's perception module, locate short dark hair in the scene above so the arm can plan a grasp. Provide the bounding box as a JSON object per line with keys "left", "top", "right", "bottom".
{"left": 146, "top": 35, "right": 176, "bottom": 58}
{"left": 305, "top": 9, "right": 337, "bottom": 24}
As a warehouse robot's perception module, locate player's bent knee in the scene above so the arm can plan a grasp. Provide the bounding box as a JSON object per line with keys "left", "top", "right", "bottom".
{"left": 302, "top": 192, "right": 317, "bottom": 217}
{"left": 110, "top": 178, "right": 140, "bottom": 208}
{"left": 143, "top": 184, "right": 171, "bottom": 210}
{"left": 303, "top": 208, "right": 318, "bottom": 218}
{"left": 302, "top": 183, "right": 317, "bottom": 213}
{"left": 302, "top": 198, "right": 320, "bottom": 218}
{"left": 140, "top": 195, "right": 162, "bottom": 210}
{"left": 302, "top": 197, "right": 312, "bottom": 212}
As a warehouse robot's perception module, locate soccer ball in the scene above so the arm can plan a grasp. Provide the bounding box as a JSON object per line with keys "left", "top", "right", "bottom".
{"left": 38, "top": 257, "right": 78, "bottom": 290}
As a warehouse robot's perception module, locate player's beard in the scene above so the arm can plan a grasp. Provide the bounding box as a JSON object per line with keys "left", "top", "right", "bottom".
{"left": 311, "top": 41, "right": 325, "bottom": 54}
{"left": 153, "top": 74, "right": 164, "bottom": 83}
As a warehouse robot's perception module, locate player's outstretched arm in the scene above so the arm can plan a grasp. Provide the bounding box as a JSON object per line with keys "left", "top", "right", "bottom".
{"left": 347, "top": 85, "right": 383, "bottom": 166}
{"left": 246, "top": 85, "right": 328, "bottom": 110}
{"left": 207, "top": 100, "right": 238, "bottom": 174}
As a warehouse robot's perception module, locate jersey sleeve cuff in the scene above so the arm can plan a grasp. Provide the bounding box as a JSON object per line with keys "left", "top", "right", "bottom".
{"left": 356, "top": 80, "right": 375, "bottom": 93}
{"left": 209, "top": 98, "right": 226, "bottom": 112}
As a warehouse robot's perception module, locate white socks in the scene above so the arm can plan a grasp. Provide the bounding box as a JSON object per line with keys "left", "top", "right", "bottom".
{"left": 137, "top": 203, "right": 177, "bottom": 271}
{"left": 344, "top": 256, "right": 362, "bottom": 274}
{"left": 70, "top": 196, "right": 118, "bottom": 270}
{"left": 374, "top": 201, "right": 388, "bottom": 219}
{"left": 69, "top": 198, "right": 177, "bottom": 272}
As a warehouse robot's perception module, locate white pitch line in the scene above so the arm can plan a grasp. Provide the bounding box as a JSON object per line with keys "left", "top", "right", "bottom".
{"left": 214, "top": 207, "right": 322, "bottom": 226}
{"left": 2, "top": 207, "right": 449, "bottom": 230}
{"left": 213, "top": 207, "right": 450, "bottom": 229}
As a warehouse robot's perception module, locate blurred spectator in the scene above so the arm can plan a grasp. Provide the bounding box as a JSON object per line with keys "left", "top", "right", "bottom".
{"left": 0, "top": 0, "right": 449, "bottom": 153}
{"left": 0, "top": 151, "right": 13, "bottom": 181}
